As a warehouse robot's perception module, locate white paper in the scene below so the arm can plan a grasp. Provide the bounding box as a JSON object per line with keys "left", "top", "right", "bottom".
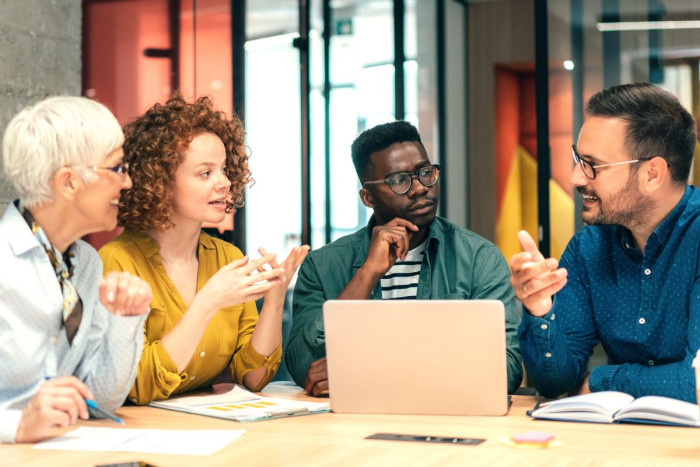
{"left": 149, "top": 385, "right": 329, "bottom": 422}
{"left": 34, "top": 427, "right": 245, "bottom": 455}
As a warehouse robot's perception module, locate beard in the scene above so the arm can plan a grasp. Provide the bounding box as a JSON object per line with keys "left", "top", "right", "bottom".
{"left": 579, "top": 174, "right": 655, "bottom": 230}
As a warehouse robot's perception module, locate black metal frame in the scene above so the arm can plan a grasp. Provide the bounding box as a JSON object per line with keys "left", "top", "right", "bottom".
{"left": 534, "top": 0, "right": 551, "bottom": 257}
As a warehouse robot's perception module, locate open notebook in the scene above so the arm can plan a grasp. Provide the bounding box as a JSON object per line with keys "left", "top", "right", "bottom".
{"left": 323, "top": 299, "right": 509, "bottom": 416}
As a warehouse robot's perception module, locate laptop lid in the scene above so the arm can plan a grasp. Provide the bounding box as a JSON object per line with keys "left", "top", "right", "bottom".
{"left": 323, "top": 299, "right": 509, "bottom": 416}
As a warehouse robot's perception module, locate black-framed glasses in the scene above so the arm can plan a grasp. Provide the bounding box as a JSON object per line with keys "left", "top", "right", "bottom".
{"left": 363, "top": 164, "right": 440, "bottom": 194}
{"left": 73, "top": 162, "right": 130, "bottom": 176}
{"left": 571, "top": 145, "right": 646, "bottom": 180}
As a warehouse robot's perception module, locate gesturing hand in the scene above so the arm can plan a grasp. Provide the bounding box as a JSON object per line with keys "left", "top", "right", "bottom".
{"left": 363, "top": 218, "right": 419, "bottom": 277}
{"left": 257, "top": 245, "right": 310, "bottom": 309}
{"left": 15, "top": 376, "right": 93, "bottom": 443}
{"left": 196, "top": 253, "right": 286, "bottom": 314}
{"left": 509, "top": 230, "right": 568, "bottom": 317}
{"left": 99, "top": 271, "right": 153, "bottom": 316}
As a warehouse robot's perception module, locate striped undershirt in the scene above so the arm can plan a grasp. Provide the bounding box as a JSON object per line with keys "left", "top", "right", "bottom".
{"left": 380, "top": 240, "right": 426, "bottom": 300}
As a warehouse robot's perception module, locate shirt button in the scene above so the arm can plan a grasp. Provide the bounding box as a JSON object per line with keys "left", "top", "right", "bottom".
{"left": 190, "top": 375, "right": 196, "bottom": 381}
{"left": 648, "top": 360, "right": 655, "bottom": 366}
{"left": 550, "top": 314, "right": 556, "bottom": 320}
{"left": 639, "top": 317, "right": 646, "bottom": 325}
{"left": 540, "top": 324, "right": 548, "bottom": 330}
{"left": 199, "top": 351, "right": 206, "bottom": 357}
{"left": 545, "top": 352, "right": 552, "bottom": 358}
{"left": 49, "top": 336, "right": 56, "bottom": 344}
{"left": 644, "top": 268, "right": 651, "bottom": 275}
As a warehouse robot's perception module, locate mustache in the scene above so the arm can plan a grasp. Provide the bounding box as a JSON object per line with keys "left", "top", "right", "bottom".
{"left": 577, "top": 187, "right": 597, "bottom": 197}
{"left": 407, "top": 197, "right": 438, "bottom": 210}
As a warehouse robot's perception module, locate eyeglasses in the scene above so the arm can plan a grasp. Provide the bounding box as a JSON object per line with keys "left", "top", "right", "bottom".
{"left": 571, "top": 145, "right": 646, "bottom": 180}
{"left": 363, "top": 164, "right": 440, "bottom": 194}
{"left": 73, "top": 162, "right": 130, "bottom": 176}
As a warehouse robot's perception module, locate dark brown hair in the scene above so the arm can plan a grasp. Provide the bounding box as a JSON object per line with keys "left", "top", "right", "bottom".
{"left": 118, "top": 94, "right": 249, "bottom": 231}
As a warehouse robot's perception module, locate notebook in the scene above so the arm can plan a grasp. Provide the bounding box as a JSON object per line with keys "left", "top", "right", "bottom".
{"left": 323, "top": 299, "right": 509, "bottom": 416}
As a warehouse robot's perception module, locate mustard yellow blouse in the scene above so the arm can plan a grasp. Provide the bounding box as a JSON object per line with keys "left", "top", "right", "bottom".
{"left": 99, "top": 230, "right": 282, "bottom": 405}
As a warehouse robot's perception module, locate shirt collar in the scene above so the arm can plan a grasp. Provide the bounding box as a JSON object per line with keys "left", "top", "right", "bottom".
{"left": 618, "top": 185, "right": 693, "bottom": 252}
{"left": 650, "top": 185, "right": 693, "bottom": 247}
{"left": 6, "top": 200, "right": 43, "bottom": 257}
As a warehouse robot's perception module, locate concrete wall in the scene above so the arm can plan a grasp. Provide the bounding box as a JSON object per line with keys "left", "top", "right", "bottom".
{"left": 0, "top": 0, "right": 82, "bottom": 214}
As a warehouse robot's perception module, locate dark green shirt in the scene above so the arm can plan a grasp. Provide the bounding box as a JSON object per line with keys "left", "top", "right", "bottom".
{"left": 285, "top": 216, "right": 523, "bottom": 393}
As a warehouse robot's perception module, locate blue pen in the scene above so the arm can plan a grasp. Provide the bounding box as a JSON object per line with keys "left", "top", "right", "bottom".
{"left": 85, "top": 399, "right": 124, "bottom": 425}
{"left": 44, "top": 376, "right": 124, "bottom": 425}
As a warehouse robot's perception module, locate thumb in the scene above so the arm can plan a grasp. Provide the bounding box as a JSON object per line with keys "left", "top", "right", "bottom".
{"left": 517, "top": 230, "right": 545, "bottom": 262}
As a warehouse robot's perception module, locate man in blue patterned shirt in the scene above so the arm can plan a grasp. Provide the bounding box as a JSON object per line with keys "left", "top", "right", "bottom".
{"left": 512, "top": 83, "right": 700, "bottom": 401}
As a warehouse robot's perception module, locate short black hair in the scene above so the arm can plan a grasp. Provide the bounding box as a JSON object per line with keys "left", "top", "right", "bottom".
{"left": 585, "top": 83, "right": 697, "bottom": 185}
{"left": 351, "top": 120, "right": 424, "bottom": 181}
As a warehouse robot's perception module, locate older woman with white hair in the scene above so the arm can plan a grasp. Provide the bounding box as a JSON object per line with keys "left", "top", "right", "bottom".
{"left": 0, "top": 96, "right": 153, "bottom": 443}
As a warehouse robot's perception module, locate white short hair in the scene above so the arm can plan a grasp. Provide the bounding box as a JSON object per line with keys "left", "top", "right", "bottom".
{"left": 2, "top": 96, "right": 124, "bottom": 207}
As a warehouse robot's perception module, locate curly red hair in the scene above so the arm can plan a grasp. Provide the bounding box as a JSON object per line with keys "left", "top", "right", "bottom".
{"left": 118, "top": 94, "right": 250, "bottom": 232}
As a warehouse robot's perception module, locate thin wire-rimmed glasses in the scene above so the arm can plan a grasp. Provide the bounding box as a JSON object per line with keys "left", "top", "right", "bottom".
{"left": 363, "top": 164, "right": 441, "bottom": 194}
{"left": 571, "top": 145, "right": 645, "bottom": 180}
{"left": 72, "top": 162, "right": 130, "bottom": 176}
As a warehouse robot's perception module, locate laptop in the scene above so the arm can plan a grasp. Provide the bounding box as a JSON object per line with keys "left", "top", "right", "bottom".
{"left": 323, "top": 299, "right": 509, "bottom": 416}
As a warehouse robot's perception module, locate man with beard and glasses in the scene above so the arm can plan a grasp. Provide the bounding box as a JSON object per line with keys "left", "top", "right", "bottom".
{"left": 285, "top": 120, "right": 523, "bottom": 396}
{"left": 512, "top": 83, "right": 700, "bottom": 401}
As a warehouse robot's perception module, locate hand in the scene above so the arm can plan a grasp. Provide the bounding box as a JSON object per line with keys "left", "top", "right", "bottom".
{"left": 362, "top": 218, "right": 419, "bottom": 277}
{"left": 15, "top": 377, "right": 93, "bottom": 443}
{"left": 257, "top": 245, "right": 310, "bottom": 309}
{"left": 196, "top": 254, "right": 286, "bottom": 314}
{"left": 100, "top": 272, "right": 152, "bottom": 316}
{"left": 305, "top": 357, "right": 329, "bottom": 396}
{"left": 509, "top": 230, "right": 568, "bottom": 317}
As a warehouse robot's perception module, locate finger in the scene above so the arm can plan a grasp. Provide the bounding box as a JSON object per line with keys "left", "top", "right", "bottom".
{"left": 45, "top": 380, "right": 92, "bottom": 418}
{"left": 389, "top": 230, "right": 412, "bottom": 261}
{"left": 258, "top": 247, "right": 280, "bottom": 269}
{"left": 520, "top": 269, "right": 567, "bottom": 300}
{"left": 517, "top": 230, "right": 545, "bottom": 262}
{"left": 221, "top": 256, "right": 250, "bottom": 272}
{"left": 111, "top": 273, "right": 134, "bottom": 316}
{"left": 100, "top": 272, "right": 121, "bottom": 311}
{"left": 242, "top": 280, "right": 282, "bottom": 302}
{"left": 524, "top": 278, "right": 568, "bottom": 306}
{"left": 239, "top": 254, "right": 278, "bottom": 276}
{"left": 386, "top": 217, "right": 419, "bottom": 231}
{"left": 42, "top": 407, "right": 72, "bottom": 429}
{"left": 49, "top": 395, "right": 82, "bottom": 424}
{"left": 309, "top": 357, "right": 327, "bottom": 369}
{"left": 249, "top": 267, "right": 285, "bottom": 285}
{"left": 47, "top": 376, "right": 94, "bottom": 400}
{"left": 310, "top": 379, "right": 329, "bottom": 396}
{"left": 510, "top": 251, "right": 533, "bottom": 271}
{"left": 513, "top": 259, "right": 561, "bottom": 286}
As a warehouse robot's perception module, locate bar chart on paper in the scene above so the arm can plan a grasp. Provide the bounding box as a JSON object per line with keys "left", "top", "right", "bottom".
{"left": 149, "top": 385, "right": 330, "bottom": 422}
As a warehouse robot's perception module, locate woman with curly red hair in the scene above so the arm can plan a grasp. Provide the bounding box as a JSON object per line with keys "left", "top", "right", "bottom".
{"left": 99, "top": 95, "right": 308, "bottom": 404}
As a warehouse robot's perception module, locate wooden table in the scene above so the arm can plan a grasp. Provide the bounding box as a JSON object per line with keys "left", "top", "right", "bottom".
{"left": 5, "top": 385, "right": 700, "bottom": 467}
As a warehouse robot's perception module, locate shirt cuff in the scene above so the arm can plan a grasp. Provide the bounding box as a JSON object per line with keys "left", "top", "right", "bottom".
{"left": 242, "top": 341, "right": 283, "bottom": 370}
{"left": 589, "top": 365, "right": 616, "bottom": 392}
{"left": 152, "top": 340, "right": 185, "bottom": 378}
{"left": 0, "top": 409, "right": 22, "bottom": 443}
{"left": 109, "top": 312, "right": 148, "bottom": 340}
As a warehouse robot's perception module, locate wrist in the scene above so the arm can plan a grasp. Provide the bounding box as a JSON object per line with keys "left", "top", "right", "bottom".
{"left": 15, "top": 410, "right": 33, "bottom": 443}
{"left": 357, "top": 264, "right": 385, "bottom": 283}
